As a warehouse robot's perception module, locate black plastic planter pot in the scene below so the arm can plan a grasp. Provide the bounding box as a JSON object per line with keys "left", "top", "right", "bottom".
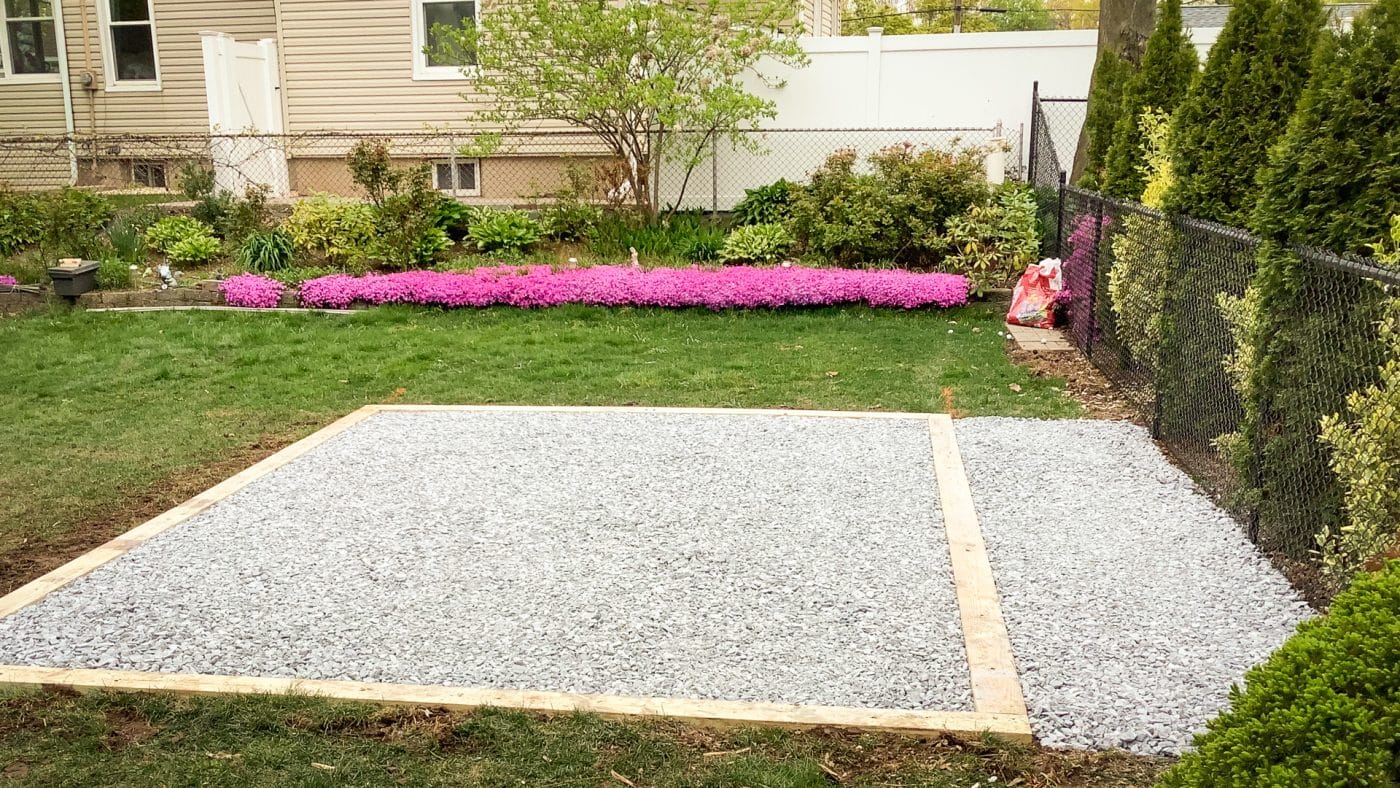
{"left": 47, "top": 261, "right": 100, "bottom": 298}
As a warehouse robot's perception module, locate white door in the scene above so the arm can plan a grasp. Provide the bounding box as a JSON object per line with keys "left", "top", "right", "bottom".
{"left": 200, "top": 33, "right": 290, "bottom": 197}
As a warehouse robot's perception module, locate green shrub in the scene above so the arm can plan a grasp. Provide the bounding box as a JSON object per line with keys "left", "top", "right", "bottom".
{"left": 36, "top": 188, "right": 113, "bottom": 259}
{"left": 236, "top": 229, "right": 295, "bottom": 273}
{"left": 0, "top": 188, "right": 41, "bottom": 256}
{"left": 540, "top": 201, "right": 603, "bottom": 241}
{"left": 0, "top": 250, "right": 47, "bottom": 285}
{"left": 177, "top": 161, "right": 216, "bottom": 201}
{"left": 96, "top": 256, "right": 132, "bottom": 290}
{"left": 1077, "top": 50, "right": 1134, "bottom": 189}
{"left": 191, "top": 192, "right": 234, "bottom": 231}
{"left": 467, "top": 209, "right": 542, "bottom": 253}
{"left": 218, "top": 185, "right": 272, "bottom": 244}
{"left": 732, "top": 179, "right": 796, "bottom": 226}
{"left": 939, "top": 183, "right": 1040, "bottom": 294}
{"left": 586, "top": 211, "right": 720, "bottom": 261}
{"left": 166, "top": 234, "right": 222, "bottom": 266}
{"left": 719, "top": 223, "right": 793, "bottom": 264}
{"left": 1318, "top": 295, "right": 1400, "bottom": 585}
{"left": 283, "top": 194, "right": 375, "bottom": 267}
{"left": 679, "top": 226, "right": 725, "bottom": 262}
{"left": 789, "top": 144, "right": 989, "bottom": 265}
{"left": 1107, "top": 111, "right": 1176, "bottom": 372}
{"left": 1101, "top": 0, "right": 1198, "bottom": 200}
{"left": 346, "top": 139, "right": 398, "bottom": 207}
{"left": 1158, "top": 561, "right": 1400, "bottom": 786}
{"left": 432, "top": 197, "right": 474, "bottom": 240}
{"left": 1238, "top": 0, "right": 1400, "bottom": 557}
{"left": 144, "top": 216, "right": 215, "bottom": 256}
{"left": 1162, "top": 0, "right": 1323, "bottom": 226}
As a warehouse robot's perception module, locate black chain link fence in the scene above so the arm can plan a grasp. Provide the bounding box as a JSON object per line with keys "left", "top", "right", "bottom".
{"left": 0, "top": 127, "right": 1022, "bottom": 210}
{"left": 1029, "top": 91, "right": 1398, "bottom": 572}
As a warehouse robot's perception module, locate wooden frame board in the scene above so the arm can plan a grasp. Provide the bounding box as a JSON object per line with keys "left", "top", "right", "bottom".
{"left": 0, "top": 405, "right": 1032, "bottom": 743}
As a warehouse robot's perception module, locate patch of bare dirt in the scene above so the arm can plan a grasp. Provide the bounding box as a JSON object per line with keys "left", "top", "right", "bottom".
{"left": 1011, "top": 346, "right": 1141, "bottom": 422}
{"left": 102, "top": 709, "right": 159, "bottom": 751}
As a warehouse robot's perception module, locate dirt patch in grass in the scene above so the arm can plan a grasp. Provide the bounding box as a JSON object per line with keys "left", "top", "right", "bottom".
{"left": 0, "top": 434, "right": 297, "bottom": 597}
{"left": 101, "top": 709, "right": 159, "bottom": 752}
{"left": 1011, "top": 346, "right": 1140, "bottom": 422}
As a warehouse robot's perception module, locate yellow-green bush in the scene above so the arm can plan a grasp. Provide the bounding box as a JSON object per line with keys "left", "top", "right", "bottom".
{"left": 283, "top": 194, "right": 375, "bottom": 267}
{"left": 1157, "top": 561, "right": 1400, "bottom": 786}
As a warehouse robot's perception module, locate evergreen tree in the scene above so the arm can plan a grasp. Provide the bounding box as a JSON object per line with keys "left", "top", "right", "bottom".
{"left": 842, "top": 0, "right": 917, "bottom": 35}
{"left": 1161, "top": 0, "right": 1324, "bottom": 225}
{"left": 1077, "top": 50, "right": 1134, "bottom": 189}
{"left": 1100, "top": 0, "right": 1198, "bottom": 199}
{"left": 1239, "top": 0, "right": 1400, "bottom": 556}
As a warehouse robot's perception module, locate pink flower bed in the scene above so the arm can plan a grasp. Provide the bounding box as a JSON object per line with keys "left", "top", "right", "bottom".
{"left": 220, "top": 272, "right": 285, "bottom": 309}
{"left": 296, "top": 265, "right": 969, "bottom": 311}
{"left": 0, "top": 275, "right": 16, "bottom": 287}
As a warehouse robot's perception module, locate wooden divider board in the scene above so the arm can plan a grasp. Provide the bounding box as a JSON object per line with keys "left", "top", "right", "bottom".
{"left": 0, "top": 405, "right": 1032, "bottom": 743}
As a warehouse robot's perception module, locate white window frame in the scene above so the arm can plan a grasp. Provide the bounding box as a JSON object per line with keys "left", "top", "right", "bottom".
{"left": 411, "top": 0, "right": 478, "bottom": 81}
{"left": 433, "top": 158, "right": 480, "bottom": 197}
{"left": 95, "top": 0, "right": 161, "bottom": 92}
{"left": 0, "top": 0, "right": 62, "bottom": 83}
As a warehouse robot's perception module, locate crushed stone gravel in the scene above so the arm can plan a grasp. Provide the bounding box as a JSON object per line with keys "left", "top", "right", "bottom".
{"left": 0, "top": 411, "right": 973, "bottom": 712}
{"left": 955, "top": 417, "right": 1311, "bottom": 756}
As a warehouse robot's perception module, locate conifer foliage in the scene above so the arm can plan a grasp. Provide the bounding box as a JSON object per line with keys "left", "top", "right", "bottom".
{"left": 1100, "top": 0, "right": 1198, "bottom": 199}
{"left": 1162, "top": 0, "right": 1324, "bottom": 225}
{"left": 1076, "top": 50, "right": 1134, "bottom": 189}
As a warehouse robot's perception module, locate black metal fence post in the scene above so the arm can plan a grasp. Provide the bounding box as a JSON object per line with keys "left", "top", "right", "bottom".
{"left": 1027, "top": 81, "right": 1040, "bottom": 181}
{"left": 1055, "top": 170, "right": 1067, "bottom": 258}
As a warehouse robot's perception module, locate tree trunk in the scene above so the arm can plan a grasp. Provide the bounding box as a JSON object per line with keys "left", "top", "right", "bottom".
{"left": 1070, "top": 0, "right": 1156, "bottom": 182}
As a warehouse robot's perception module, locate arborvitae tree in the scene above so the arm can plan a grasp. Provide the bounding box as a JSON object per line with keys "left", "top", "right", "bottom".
{"left": 1239, "top": 0, "right": 1400, "bottom": 556}
{"left": 1101, "top": 0, "right": 1198, "bottom": 199}
{"left": 1076, "top": 50, "right": 1134, "bottom": 189}
{"left": 1161, "top": 0, "right": 1324, "bottom": 225}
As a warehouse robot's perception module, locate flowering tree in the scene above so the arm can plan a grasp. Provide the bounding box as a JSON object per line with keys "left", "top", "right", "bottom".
{"left": 433, "top": 0, "right": 808, "bottom": 215}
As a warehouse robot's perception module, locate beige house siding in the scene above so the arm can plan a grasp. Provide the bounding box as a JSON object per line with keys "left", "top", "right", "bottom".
{"left": 288, "top": 155, "right": 612, "bottom": 203}
{"left": 278, "top": 0, "right": 486, "bottom": 133}
{"left": 802, "top": 0, "right": 843, "bottom": 35}
{"left": 0, "top": 82, "right": 71, "bottom": 188}
{"left": 62, "top": 0, "right": 278, "bottom": 136}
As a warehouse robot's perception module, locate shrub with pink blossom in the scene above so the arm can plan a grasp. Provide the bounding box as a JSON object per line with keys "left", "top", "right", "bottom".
{"left": 296, "top": 265, "right": 970, "bottom": 311}
{"left": 220, "top": 272, "right": 285, "bottom": 309}
{"left": 0, "top": 275, "right": 16, "bottom": 287}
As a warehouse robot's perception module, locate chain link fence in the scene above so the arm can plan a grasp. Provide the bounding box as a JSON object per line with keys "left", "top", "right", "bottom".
{"left": 1030, "top": 91, "right": 1398, "bottom": 569}
{"left": 0, "top": 126, "right": 1021, "bottom": 210}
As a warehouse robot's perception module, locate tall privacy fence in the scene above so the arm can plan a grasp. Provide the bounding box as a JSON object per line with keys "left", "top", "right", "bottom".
{"left": 0, "top": 126, "right": 1020, "bottom": 210}
{"left": 1028, "top": 92, "right": 1398, "bottom": 562}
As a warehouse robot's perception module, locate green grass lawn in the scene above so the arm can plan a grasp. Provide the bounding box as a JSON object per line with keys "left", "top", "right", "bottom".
{"left": 0, "top": 302, "right": 1123, "bottom": 787}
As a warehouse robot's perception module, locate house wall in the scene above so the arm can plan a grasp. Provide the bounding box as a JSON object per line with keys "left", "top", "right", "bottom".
{"left": 287, "top": 155, "right": 612, "bottom": 203}
{"left": 0, "top": 81, "right": 72, "bottom": 188}
{"left": 62, "top": 0, "right": 278, "bottom": 136}
{"left": 801, "top": 0, "right": 843, "bottom": 36}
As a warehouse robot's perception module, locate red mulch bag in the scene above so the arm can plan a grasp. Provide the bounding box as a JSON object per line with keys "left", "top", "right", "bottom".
{"left": 1006, "top": 258, "right": 1062, "bottom": 329}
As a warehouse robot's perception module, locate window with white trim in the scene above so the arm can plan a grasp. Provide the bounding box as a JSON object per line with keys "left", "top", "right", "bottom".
{"left": 433, "top": 159, "right": 479, "bottom": 196}
{"left": 412, "top": 0, "right": 476, "bottom": 80}
{"left": 0, "top": 0, "right": 60, "bottom": 78}
{"left": 100, "top": 0, "right": 159, "bottom": 87}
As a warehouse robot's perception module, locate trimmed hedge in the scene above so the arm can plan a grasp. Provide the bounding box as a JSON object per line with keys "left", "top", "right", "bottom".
{"left": 1158, "top": 562, "right": 1400, "bottom": 785}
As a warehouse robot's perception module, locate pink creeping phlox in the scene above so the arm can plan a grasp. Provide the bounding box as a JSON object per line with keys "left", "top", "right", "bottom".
{"left": 220, "top": 272, "right": 286, "bottom": 309}
{"left": 291, "top": 265, "right": 970, "bottom": 311}
{"left": 0, "top": 275, "right": 17, "bottom": 287}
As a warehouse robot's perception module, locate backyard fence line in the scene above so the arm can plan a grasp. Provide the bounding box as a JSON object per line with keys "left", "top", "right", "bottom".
{"left": 0, "top": 126, "right": 1022, "bottom": 211}
{"left": 1027, "top": 91, "right": 1397, "bottom": 561}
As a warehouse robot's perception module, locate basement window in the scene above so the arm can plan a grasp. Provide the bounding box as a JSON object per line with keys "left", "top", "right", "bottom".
{"left": 434, "top": 159, "right": 479, "bottom": 196}
{"left": 131, "top": 160, "right": 166, "bottom": 189}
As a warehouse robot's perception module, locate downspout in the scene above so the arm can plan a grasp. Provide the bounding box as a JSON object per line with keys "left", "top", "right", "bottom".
{"left": 52, "top": 0, "right": 78, "bottom": 185}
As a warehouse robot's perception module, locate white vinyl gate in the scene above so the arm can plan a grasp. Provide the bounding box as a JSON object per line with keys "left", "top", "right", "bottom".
{"left": 200, "top": 32, "right": 290, "bottom": 197}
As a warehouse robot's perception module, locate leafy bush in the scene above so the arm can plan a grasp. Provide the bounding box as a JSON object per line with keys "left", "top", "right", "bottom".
{"left": 939, "top": 183, "right": 1040, "bottom": 293}
{"left": 218, "top": 185, "right": 272, "bottom": 244}
{"left": 732, "top": 179, "right": 796, "bottom": 226}
{"left": 283, "top": 194, "right": 375, "bottom": 267}
{"left": 1158, "top": 561, "right": 1400, "bottom": 786}
{"left": 191, "top": 192, "right": 234, "bottom": 230}
{"left": 166, "top": 234, "right": 222, "bottom": 266}
{"left": 587, "top": 211, "right": 721, "bottom": 261}
{"left": 36, "top": 188, "right": 113, "bottom": 259}
{"left": 467, "top": 209, "right": 542, "bottom": 253}
{"left": 0, "top": 250, "right": 47, "bottom": 285}
{"left": 346, "top": 139, "right": 398, "bottom": 207}
{"left": 1107, "top": 111, "right": 1176, "bottom": 371}
{"left": 177, "top": 161, "right": 216, "bottom": 200}
{"left": 0, "top": 188, "right": 41, "bottom": 256}
{"left": 144, "top": 216, "right": 215, "bottom": 256}
{"left": 719, "top": 223, "right": 793, "bottom": 264}
{"left": 1318, "top": 298, "right": 1400, "bottom": 584}
{"left": 1162, "top": 0, "right": 1323, "bottom": 226}
{"left": 789, "top": 144, "right": 989, "bottom": 265}
{"left": 96, "top": 256, "right": 132, "bottom": 290}
{"left": 1238, "top": 0, "right": 1400, "bottom": 556}
{"left": 236, "top": 229, "right": 294, "bottom": 273}
{"left": 1078, "top": 50, "right": 1134, "bottom": 190}
{"left": 680, "top": 226, "right": 725, "bottom": 262}
{"left": 432, "top": 197, "right": 474, "bottom": 240}
{"left": 540, "top": 201, "right": 603, "bottom": 241}
{"left": 1101, "top": 0, "right": 1198, "bottom": 200}
{"left": 368, "top": 166, "right": 454, "bottom": 269}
